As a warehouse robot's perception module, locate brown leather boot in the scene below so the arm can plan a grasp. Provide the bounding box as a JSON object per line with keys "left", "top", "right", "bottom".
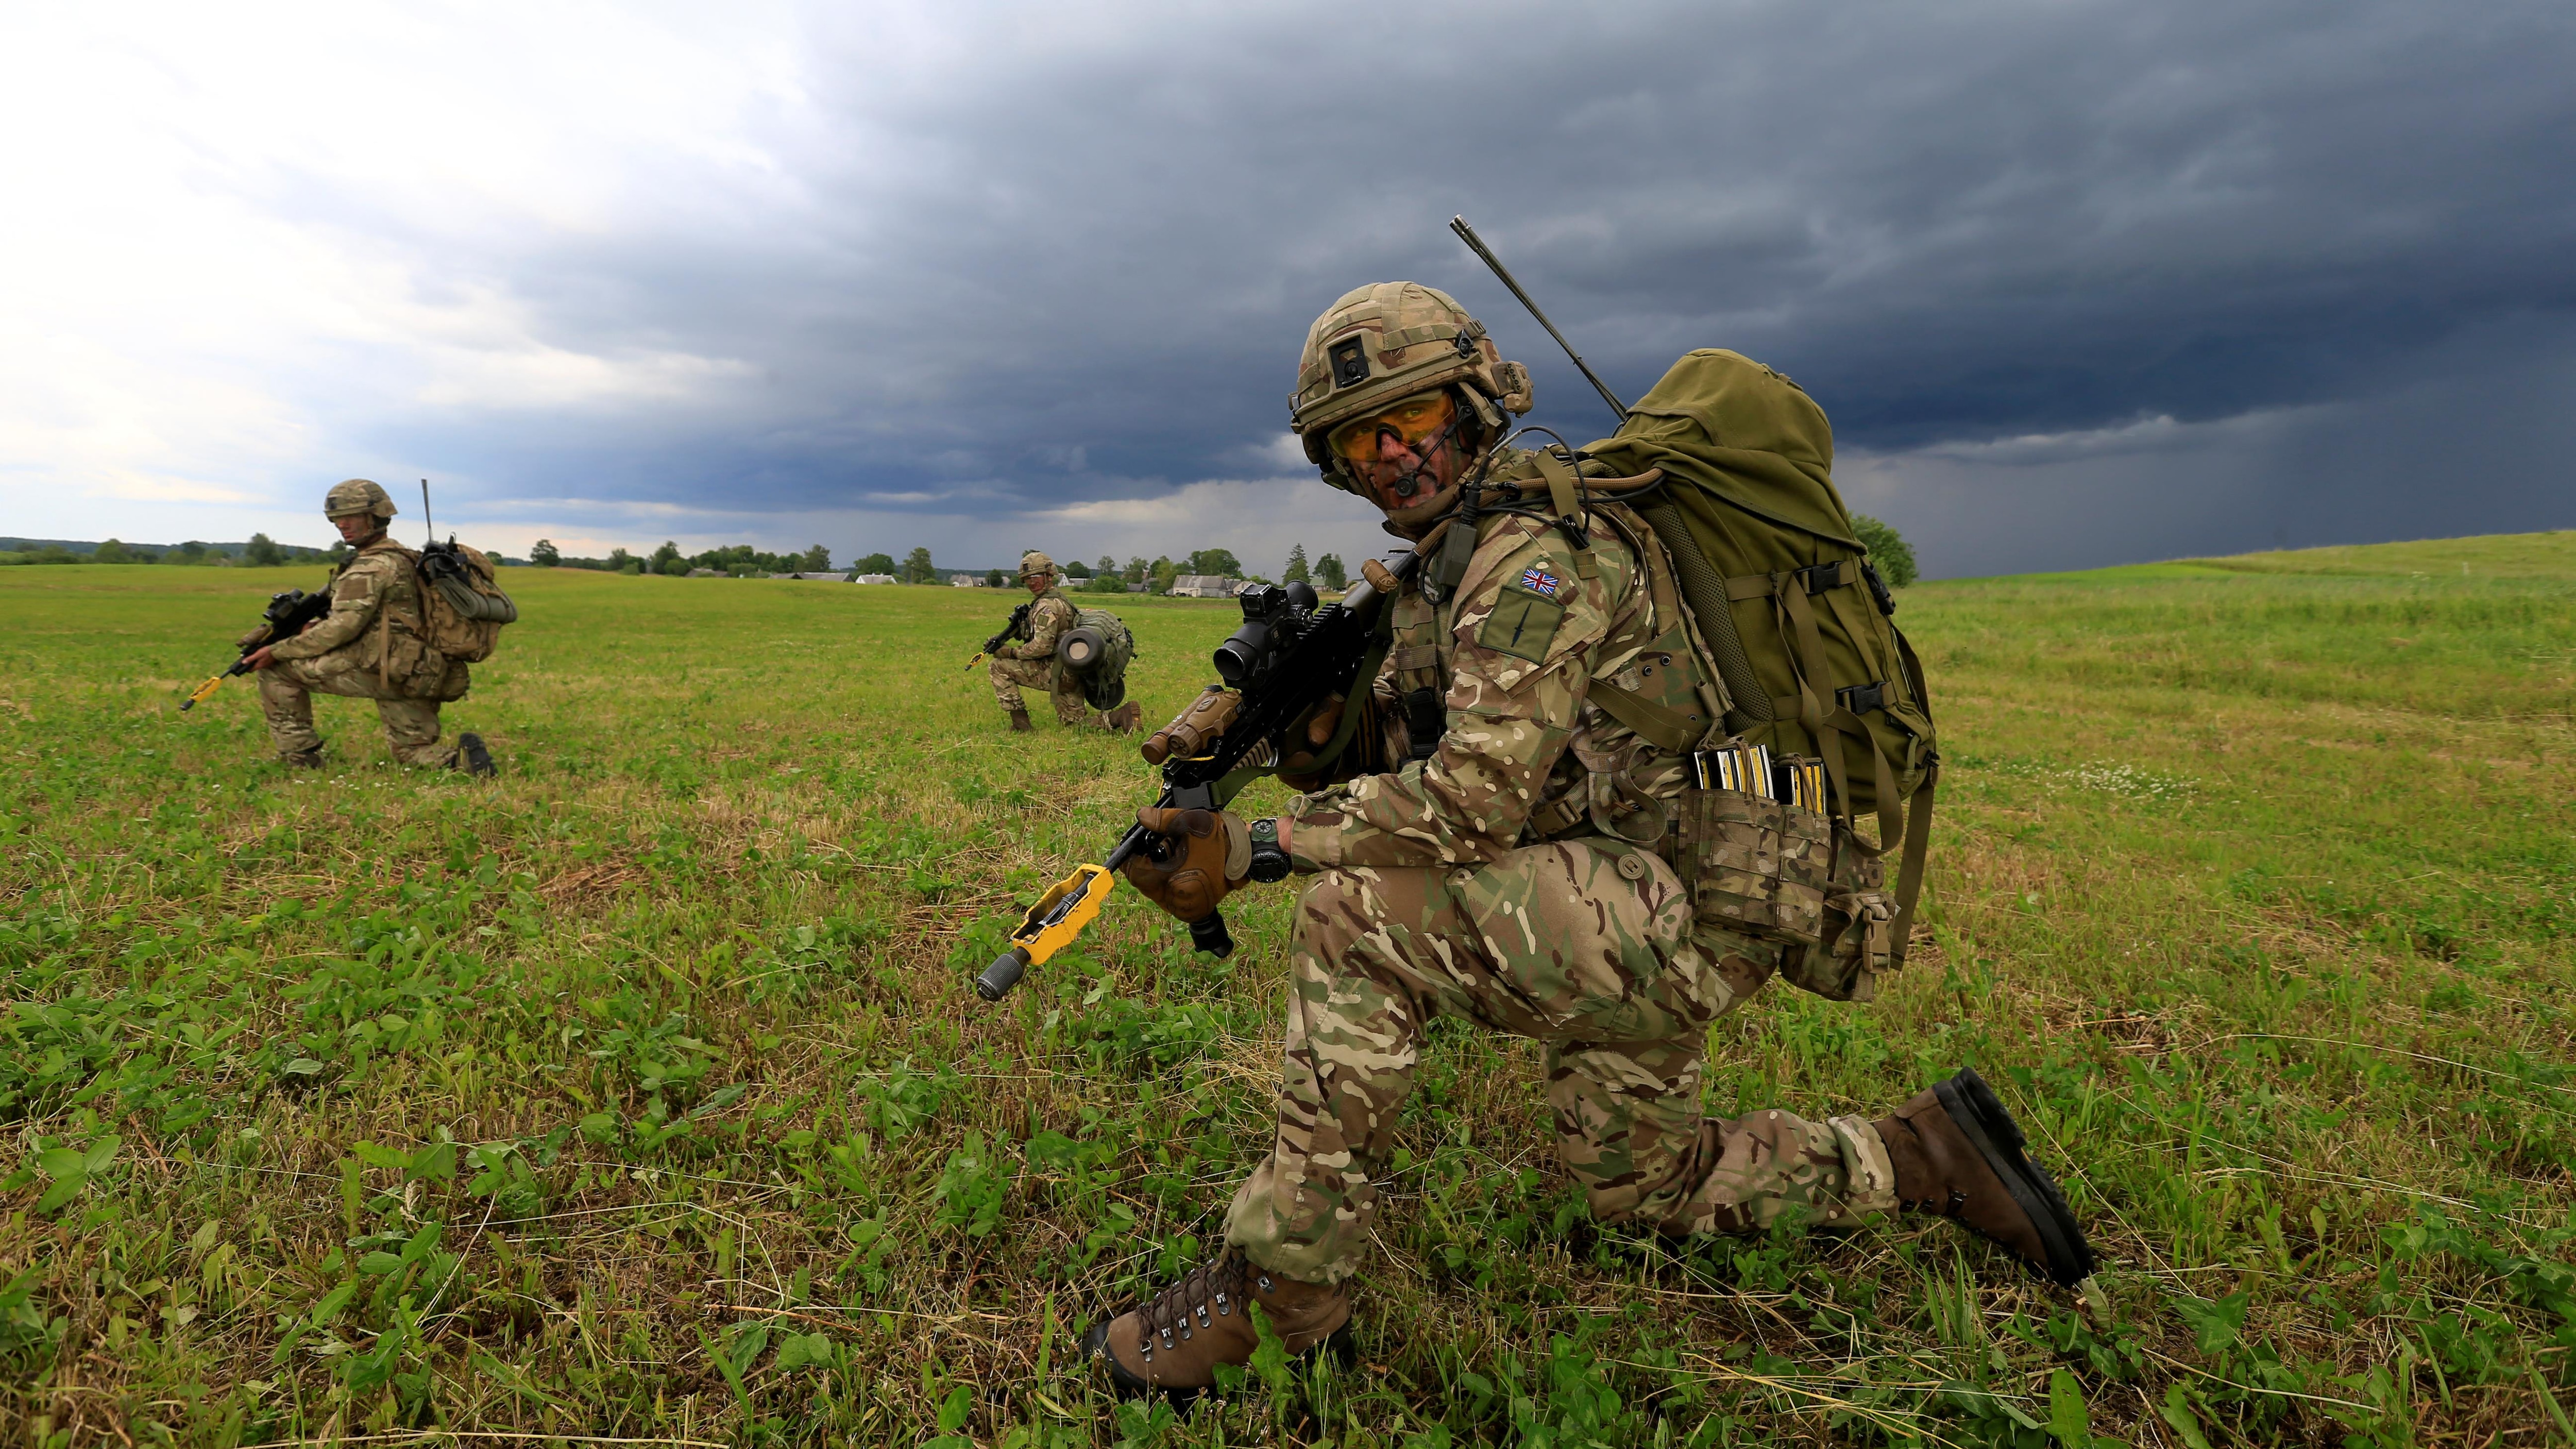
{"left": 1007, "top": 709, "right": 1033, "bottom": 733}
{"left": 1082, "top": 1251, "right": 1352, "bottom": 1402}
{"left": 1105, "top": 701, "right": 1143, "bottom": 734}
{"left": 1875, "top": 1067, "right": 2094, "bottom": 1286}
{"left": 280, "top": 747, "right": 325, "bottom": 769}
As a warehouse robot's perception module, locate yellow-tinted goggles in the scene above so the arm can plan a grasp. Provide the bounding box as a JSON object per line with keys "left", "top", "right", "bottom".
{"left": 1326, "top": 391, "right": 1458, "bottom": 463}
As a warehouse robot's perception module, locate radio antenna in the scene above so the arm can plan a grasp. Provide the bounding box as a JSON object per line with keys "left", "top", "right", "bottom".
{"left": 1449, "top": 215, "right": 1629, "bottom": 424}
{"left": 420, "top": 479, "right": 434, "bottom": 545}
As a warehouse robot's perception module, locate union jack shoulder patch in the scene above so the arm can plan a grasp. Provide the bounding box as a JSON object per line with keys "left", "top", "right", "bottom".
{"left": 1518, "top": 567, "right": 1563, "bottom": 599}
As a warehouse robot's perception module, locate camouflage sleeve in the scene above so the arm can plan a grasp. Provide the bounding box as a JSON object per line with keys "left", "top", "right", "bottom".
{"left": 1284, "top": 521, "right": 1612, "bottom": 870}
{"left": 1009, "top": 596, "right": 1075, "bottom": 660}
{"left": 268, "top": 557, "right": 387, "bottom": 660}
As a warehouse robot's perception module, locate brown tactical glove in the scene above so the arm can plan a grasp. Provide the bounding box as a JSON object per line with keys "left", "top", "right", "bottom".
{"left": 1121, "top": 807, "right": 1251, "bottom": 923}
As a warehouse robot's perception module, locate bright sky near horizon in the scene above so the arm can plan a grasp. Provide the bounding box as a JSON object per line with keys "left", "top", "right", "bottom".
{"left": 4, "top": 1, "right": 2571, "bottom": 577}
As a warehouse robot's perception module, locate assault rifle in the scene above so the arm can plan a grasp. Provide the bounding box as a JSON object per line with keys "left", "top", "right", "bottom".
{"left": 180, "top": 585, "right": 334, "bottom": 710}
{"left": 965, "top": 601, "right": 1036, "bottom": 671}
{"left": 974, "top": 551, "right": 1423, "bottom": 1000}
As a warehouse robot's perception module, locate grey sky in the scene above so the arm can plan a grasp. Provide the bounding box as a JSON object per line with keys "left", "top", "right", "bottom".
{"left": 4, "top": 0, "right": 2569, "bottom": 577}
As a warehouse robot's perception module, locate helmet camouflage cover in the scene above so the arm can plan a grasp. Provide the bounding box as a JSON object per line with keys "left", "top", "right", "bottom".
{"left": 324, "top": 478, "right": 397, "bottom": 520}
{"left": 1290, "top": 282, "right": 1533, "bottom": 490}
{"left": 1019, "top": 549, "right": 1057, "bottom": 580}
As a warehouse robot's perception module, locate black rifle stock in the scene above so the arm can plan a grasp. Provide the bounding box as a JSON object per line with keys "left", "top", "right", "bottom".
{"left": 974, "top": 552, "right": 1422, "bottom": 1001}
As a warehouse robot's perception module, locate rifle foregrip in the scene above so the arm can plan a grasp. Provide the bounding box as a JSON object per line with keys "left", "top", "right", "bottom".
{"left": 1188, "top": 912, "right": 1234, "bottom": 959}
{"left": 976, "top": 946, "right": 1031, "bottom": 1001}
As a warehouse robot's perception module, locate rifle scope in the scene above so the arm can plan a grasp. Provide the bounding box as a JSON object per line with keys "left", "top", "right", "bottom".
{"left": 1212, "top": 581, "right": 1319, "bottom": 688}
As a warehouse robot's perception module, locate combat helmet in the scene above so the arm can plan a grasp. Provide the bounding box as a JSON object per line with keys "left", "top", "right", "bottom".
{"left": 1019, "top": 549, "right": 1057, "bottom": 581}
{"left": 324, "top": 479, "right": 397, "bottom": 520}
{"left": 1290, "top": 282, "right": 1532, "bottom": 491}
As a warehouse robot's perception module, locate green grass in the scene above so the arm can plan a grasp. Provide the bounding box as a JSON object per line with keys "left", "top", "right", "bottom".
{"left": 2, "top": 532, "right": 2571, "bottom": 1447}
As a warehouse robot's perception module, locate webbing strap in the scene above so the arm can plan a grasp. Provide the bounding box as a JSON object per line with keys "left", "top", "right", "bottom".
{"left": 1886, "top": 760, "right": 1937, "bottom": 969}
{"left": 1780, "top": 581, "right": 1906, "bottom": 852}
{"left": 1532, "top": 450, "right": 1599, "bottom": 579}
{"left": 1726, "top": 561, "right": 1858, "bottom": 601}
{"left": 1587, "top": 675, "right": 1704, "bottom": 753}
{"left": 1525, "top": 793, "right": 1588, "bottom": 841}
{"left": 1883, "top": 622, "right": 1940, "bottom": 967}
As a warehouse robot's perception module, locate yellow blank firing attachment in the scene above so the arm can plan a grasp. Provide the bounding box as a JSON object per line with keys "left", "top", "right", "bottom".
{"left": 181, "top": 675, "right": 226, "bottom": 711}
{"left": 974, "top": 863, "right": 1115, "bottom": 1001}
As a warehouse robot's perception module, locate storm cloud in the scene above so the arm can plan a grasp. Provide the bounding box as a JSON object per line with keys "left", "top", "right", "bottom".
{"left": 5, "top": 0, "right": 2570, "bottom": 576}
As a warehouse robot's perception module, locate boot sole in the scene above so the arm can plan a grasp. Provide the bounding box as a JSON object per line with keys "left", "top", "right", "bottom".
{"left": 1934, "top": 1067, "right": 2095, "bottom": 1286}
{"left": 1080, "top": 1317, "right": 1353, "bottom": 1407}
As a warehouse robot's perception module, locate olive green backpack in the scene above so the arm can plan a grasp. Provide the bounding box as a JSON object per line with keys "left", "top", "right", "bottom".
{"left": 1581, "top": 349, "right": 1939, "bottom": 994}
{"left": 1057, "top": 606, "right": 1136, "bottom": 712}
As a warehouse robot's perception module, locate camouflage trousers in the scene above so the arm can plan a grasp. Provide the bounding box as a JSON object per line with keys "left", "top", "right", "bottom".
{"left": 258, "top": 655, "right": 466, "bottom": 768}
{"left": 988, "top": 656, "right": 1096, "bottom": 727}
{"left": 1224, "top": 840, "right": 1899, "bottom": 1285}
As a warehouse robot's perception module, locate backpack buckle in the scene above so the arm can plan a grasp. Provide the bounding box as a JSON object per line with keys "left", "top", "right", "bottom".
{"left": 1836, "top": 680, "right": 1886, "bottom": 715}
{"left": 1860, "top": 561, "right": 1896, "bottom": 616}
{"left": 1794, "top": 562, "right": 1849, "bottom": 595}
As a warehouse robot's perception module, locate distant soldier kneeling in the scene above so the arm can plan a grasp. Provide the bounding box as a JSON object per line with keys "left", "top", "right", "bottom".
{"left": 243, "top": 479, "right": 495, "bottom": 775}
{"left": 988, "top": 550, "right": 1142, "bottom": 735}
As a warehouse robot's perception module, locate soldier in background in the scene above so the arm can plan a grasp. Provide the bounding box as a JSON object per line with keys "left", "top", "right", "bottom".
{"left": 243, "top": 479, "right": 494, "bottom": 775}
{"left": 987, "top": 549, "right": 1141, "bottom": 734}
{"left": 1083, "top": 284, "right": 2090, "bottom": 1396}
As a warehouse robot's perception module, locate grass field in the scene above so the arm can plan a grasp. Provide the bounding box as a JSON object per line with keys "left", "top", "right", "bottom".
{"left": 3, "top": 531, "right": 2572, "bottom": 1448}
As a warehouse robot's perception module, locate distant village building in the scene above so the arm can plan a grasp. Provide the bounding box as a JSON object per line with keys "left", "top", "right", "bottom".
{"left": 1167, "top": 575, "right": 1242, "bottom": 598}
{"left": 793, "top": 570, "right": 849, "bottom": 581}
{"left": 853, "top": 573, "right": 897, "bottom": 584}
{"left": 686, "top": 567, "right": 720, "bottom": 577}
{"left": 950, "top": 574, "right": 986, "bottom": 587}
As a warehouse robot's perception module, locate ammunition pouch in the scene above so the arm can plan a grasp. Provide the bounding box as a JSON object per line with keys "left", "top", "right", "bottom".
{"left": 1674, "top": 784, "right": 1892, "bottom": 1002}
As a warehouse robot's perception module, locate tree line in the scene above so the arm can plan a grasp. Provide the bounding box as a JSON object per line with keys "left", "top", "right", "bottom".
{"left": 0, "top": 534, "right": 341, "bottom": 567}
{"left": 506, "top": 525, "right": 1914, "bottom": 594}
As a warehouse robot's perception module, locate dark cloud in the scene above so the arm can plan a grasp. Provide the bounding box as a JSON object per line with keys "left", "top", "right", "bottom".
{"left": 224, "top": 2, "right": 2576, "bottom": 570}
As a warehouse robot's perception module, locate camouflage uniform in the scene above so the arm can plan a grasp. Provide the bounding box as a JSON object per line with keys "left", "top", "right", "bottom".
{"left": 1225, "top": 506, "right": 1897, "bottom": 1285}
{"left": 259, "top": 538, "right": 471, "bottom": 767}
{"left": 986, "top": 582, "right": 1096, "bottom": 726}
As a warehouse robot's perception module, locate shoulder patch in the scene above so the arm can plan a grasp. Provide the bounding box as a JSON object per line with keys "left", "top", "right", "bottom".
{"left": 1518, "top": 566, "right": 1563, "bottom": 599}
{"left": 1476, "top": 578, "right": 1568, "bottom": 664}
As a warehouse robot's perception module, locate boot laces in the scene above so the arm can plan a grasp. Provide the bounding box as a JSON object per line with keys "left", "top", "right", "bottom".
{"left": 1134, "top": 1252, "right": 1250, "bottom": 1356}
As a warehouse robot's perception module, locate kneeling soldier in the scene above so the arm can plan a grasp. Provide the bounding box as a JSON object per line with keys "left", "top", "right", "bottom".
{"left": 244, "top": 479, "right": 494, "bottom": 775}
{"left": 1086, "top": 284, "right": 2091, "bottom": 1396}
{"left": 988, "top": 549, "right": 1140, "bottom": 734}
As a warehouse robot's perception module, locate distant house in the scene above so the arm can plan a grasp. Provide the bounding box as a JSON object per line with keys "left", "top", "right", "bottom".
{"left": 950, "top": 574, "right": 986, "bottom": 587}
{"left": 792, "top": 570, "right": 849, "bottom": 581}
{"left": 1127, "top": 582, "right": 1149, "bottom": 592}
{"left": 1167, "top": 574, "right": 1241, "bottom": 598}
{"left": 852, "top": 574, "right": 897, "bottom": 584}
{"left": 686, "top": 567, "right": 720, "bottom": 577}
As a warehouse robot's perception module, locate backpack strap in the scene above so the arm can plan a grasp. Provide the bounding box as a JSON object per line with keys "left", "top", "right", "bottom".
{"left": 1773, "top": 574, "right": 1906, "bottom": 853}
{"left": 1585, "top": 647, "right": 1707, "bottom": 752}
{"left": 1530, "top": 449, "right": 1599, "bottom": 580}
{"left": 1882, "top": 625, "right": 1939, "bottom": 968}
